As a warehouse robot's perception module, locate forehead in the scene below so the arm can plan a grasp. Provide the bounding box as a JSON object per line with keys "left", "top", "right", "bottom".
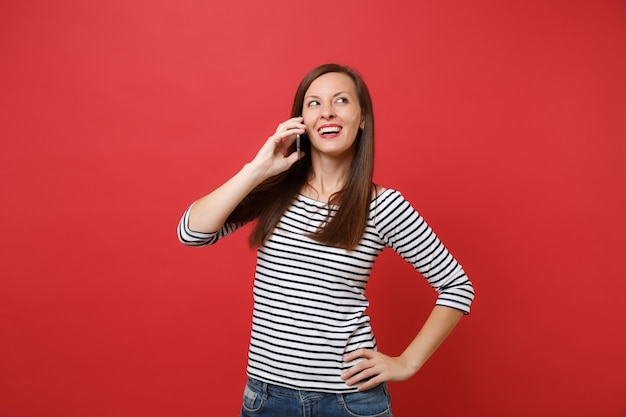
{"left": 305, "top": 72, "right": 358, "bottom": 96}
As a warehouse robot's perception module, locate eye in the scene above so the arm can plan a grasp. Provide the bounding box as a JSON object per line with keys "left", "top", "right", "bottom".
{"left": 335, "top": 97, "right": 348, "bottom": 104}
{"left": 306, "top": 100, "right": 320, "bottom": 107}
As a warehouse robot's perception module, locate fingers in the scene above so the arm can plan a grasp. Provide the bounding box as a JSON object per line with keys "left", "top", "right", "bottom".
{"left": 343, "top": 348, "right": 374, "bottom": 363}
{"left": 341, "top": 349, "right": 379, "bottom": 389}
{"left": 341, "top": 361, "right": 373, "bottom": 384}
{"left": 249, "top": 117, "right": 305, "bottom": 178}
{"left": 275, "top": 116, "right": 305, "bottom": 133}
{"left": 272, "top": 117, "right": 305, "bottom": 147}
{"left": 272, "top": 117, "right": 305, "bottom": 163}
{"left": 341, "top": 349, "right": 403, "bottom": 391}
{"left": 342, "top": 363, "right": 385, "bottom": 391}
{"left": 283, "top": 147, "right": 302, "bottom": 166}
{"left": 355, "top": 375, "right": 384, "bottom": 392}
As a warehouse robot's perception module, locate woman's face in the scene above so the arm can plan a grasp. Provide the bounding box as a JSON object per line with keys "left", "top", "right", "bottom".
{"left": 302, "top": 72, "right": 364, "bottom": 159}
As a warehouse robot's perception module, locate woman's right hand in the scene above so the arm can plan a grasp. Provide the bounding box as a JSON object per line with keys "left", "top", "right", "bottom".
{"left": 249, "top": 117, "right": 305, "bottom": 180}
{"left": 186, "top": 117, "right": 305, "bottom": 233}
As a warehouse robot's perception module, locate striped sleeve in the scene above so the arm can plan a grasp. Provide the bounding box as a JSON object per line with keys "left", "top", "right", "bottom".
{"left": 374, "top": 190, "right": 475, "bottom": 314}
{"left": 177, "top": 204, "right": 245, "bottom": 247}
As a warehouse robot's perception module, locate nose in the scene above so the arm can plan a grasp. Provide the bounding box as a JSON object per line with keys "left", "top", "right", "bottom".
{"left": 321, "top": 103, "right": 335, "bottom": 119}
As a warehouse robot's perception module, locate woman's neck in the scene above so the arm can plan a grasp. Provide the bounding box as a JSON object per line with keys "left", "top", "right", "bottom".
{"left": 304, "top": 153, "right": 353, "bottom": 202}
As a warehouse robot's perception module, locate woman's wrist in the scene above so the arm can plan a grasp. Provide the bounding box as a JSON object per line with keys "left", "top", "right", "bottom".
{"left": 241, "top": 161, "right": 270, "bottom": 186}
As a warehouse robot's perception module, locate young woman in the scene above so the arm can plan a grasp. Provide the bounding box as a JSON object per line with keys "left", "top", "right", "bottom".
{"left": 178, "top": 63, "right": 474, "bottom": 417}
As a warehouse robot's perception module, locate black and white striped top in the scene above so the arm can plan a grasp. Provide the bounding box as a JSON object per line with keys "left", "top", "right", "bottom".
{"left": 178, "top": 188, "right": 474, "bottom": 393}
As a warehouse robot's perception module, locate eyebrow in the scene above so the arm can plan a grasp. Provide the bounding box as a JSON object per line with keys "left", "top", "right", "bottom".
{"left": 304, "top": 91, "right": 351, "bottom": 100}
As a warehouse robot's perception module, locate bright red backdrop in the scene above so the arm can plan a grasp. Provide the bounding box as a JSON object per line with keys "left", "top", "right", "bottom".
{"left": 1, "top": 1, "right": 625, "bottom": 416}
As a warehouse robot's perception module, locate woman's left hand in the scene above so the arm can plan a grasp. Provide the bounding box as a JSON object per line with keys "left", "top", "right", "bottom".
{"left": 341, "top": 349, "right": 416, "bottom": 391}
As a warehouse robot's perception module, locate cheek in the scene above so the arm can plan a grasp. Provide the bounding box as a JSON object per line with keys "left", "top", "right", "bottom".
{"left": 346, "top": 106, "right": 362, "bottom": 123}
{"left": 301, "top": 109, "right": 316, "bottom": 127}
{"left": 348, "top": 112, "right": 363, "bottom": 129}
{"left": 303, "top": 112, "right": 313, "bottom": 121}
{"left": 303, "top": 118, "right": 314, "bottom": 135}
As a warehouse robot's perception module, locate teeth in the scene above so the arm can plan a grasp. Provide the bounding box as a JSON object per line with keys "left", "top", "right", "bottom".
{"left": 319, "top": 126, "right": 341, "bottom": 134}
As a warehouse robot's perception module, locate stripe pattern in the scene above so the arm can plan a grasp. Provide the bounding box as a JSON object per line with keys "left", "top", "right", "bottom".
{"left": 178, "top": 188, "right": 474, "bottom": 393}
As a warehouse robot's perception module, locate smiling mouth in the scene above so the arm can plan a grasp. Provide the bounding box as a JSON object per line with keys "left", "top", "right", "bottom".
{"left": 318, "top": 126, "right": 342, "bottom": 138}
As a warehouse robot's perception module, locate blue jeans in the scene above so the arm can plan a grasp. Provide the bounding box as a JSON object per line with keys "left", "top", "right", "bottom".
{"left": 240, "top": 377, "right": 393, "bottom": 417}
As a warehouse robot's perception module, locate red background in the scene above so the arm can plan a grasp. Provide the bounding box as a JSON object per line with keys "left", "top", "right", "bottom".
{"left": 2, "top": 0, "right": 625, "bottom": 416}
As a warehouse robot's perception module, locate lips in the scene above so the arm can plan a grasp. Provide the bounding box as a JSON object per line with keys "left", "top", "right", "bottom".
{"left": 318, "top": 124, "right": 342, "bottom": 138}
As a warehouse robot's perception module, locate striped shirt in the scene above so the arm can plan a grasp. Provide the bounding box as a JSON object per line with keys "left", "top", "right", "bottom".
{"left": 178, "top": 188, "right": 474, "bottom": 393}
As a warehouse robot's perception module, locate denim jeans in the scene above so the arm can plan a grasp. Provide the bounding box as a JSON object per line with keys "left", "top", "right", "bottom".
{"left": 240, "top": 377, "right": 393, "bottom": 417}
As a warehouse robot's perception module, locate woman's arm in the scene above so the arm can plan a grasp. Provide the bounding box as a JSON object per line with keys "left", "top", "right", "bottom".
{"left": 342, "top": 190, "right": 474, "bottom": 390}
{"left": 341, "top": 305, "right": 464, "bottom": 391}
{"left": 186, "top": 117, "right": 305, "bottom": 233}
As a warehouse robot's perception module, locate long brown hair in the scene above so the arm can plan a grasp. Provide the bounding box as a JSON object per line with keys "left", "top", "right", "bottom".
{"left": 227, "top": 63, "right": 375, "bottom": 251}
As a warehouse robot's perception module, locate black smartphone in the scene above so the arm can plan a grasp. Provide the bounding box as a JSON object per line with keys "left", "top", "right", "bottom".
{"left": 290, "top": 116, "right": 305, "bottom": 160}
{"left": 296, "top": 134, "right": 301, "bottom": 160}
{"left": 289, "top": 133, "right": 306, "bottom": 160}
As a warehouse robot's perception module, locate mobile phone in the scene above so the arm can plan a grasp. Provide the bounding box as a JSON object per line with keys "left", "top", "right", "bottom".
{"left": 291, "top": 116, "right": 305, "bottom": 160}
{"left": 288, "top": 133, "right": 304, "bottom": 160}
{"left": 296, "top": 134, "right": 301, "bottom": 160}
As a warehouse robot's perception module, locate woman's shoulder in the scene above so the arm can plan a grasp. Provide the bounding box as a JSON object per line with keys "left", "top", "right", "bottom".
{"left": 369, "top": 186, "right": 416, "bottom": 231}
{"left": 370, "top": 185, "right": 410, "bottom": 214}
{"left": 371, "top": 184, "right": 402, "bottom": 201}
